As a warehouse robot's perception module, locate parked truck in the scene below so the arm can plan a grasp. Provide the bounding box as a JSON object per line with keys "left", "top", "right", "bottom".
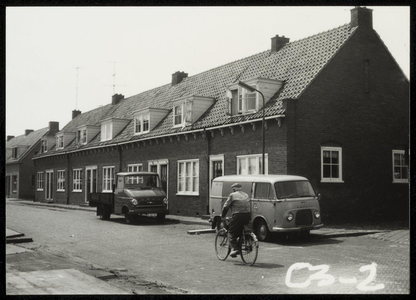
{"left": 88, "top": 172, "right": 168, "bottom": 224}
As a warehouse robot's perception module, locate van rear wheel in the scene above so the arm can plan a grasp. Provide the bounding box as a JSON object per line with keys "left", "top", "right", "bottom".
{"left": 255, "top": 220, "right": 269, "bottom": 241}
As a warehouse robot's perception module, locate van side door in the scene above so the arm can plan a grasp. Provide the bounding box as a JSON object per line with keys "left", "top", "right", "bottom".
{"left": 252, "top": 182, "right": 275, "bottom": 229}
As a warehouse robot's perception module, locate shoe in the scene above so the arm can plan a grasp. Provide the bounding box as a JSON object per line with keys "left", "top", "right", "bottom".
{"left": 230, "top": 249, "right": 240, "bottom": 257}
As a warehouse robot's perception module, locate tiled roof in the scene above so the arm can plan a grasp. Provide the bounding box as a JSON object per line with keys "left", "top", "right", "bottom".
{"left": 6, "top": 127, "right": 49, "bottom": 163}
{"left": 36, "top": 23, "right": 357, "bottom": 157}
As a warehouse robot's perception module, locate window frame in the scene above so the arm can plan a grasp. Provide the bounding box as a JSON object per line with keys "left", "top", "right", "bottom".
{"left": 77, "top": 129, "right": 87, "bottom": 145}
{"left": 321, "top": 146, "right": 343, "bottom": 183}
{"left": 177, "top": 159, "right": 199, "bottom": 196}
{"left": 41, "top": 139, "right": 48, "bottom": 153}
{"left": 72, "top": 168, "right": 83, "bottom": 192}
{"left": 134, "top": 113, "right": 150, "bottom": 135}
{"left": 101, "top": 121, "right": 113, "bottom": 141}
{"left": 392, "top": 150, "right": 408, "bottom": 183}
{"left": 56, "top": 135, "right": 64, "bottom": 150}
{"left": 57, "top": 170, "right": 66, "bottom": 191}
{"left": 236, "top": 154, "right": 268, "bottom": 175}
{"left": 173, "top": 104, "right": 184, "bottom": 127}
{"left": 127, "top": 163, "right": 143, "bottom": 172}
{"left": 37, "top": 172, "right": 44, "bottom": 191}
{"left": 102, "top": 166, "right": 115, "bottom": 192}
{"left": 12, "top": 147, "right": 18, "bottom": 159}
{"left": 12, "top": 175, "right": 18, "bottom": 193}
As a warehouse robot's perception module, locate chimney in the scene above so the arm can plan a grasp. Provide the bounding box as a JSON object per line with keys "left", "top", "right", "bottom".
{"left": 25, "top": 129, "right": 34, "bottom": 136}
{"left": 49, "top": 121, "right": 59, "bottom": 135}
{"left": 271, "top": 35, "right": 290, "bottom": 52}
{"left": 172, "top": 71, "right": 188, "bottom": 86}
{"left": 112, "top": 93, "right": 125, "bottom": 105}
{"left": 72, "top": 109, "right": 81, "bottom": 119}
{"left": 7, "top": 135, "right": 15, "bottom": 141}
{"left": 351, "top": 6, "right": 373, "bottom": 30}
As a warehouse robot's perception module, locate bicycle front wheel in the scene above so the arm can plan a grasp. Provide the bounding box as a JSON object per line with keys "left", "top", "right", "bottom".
{"left": 215, "top": 229, "right": 230, "bottom": 261}
{"left": 240, "top": 232, "right": 259, "bottom": 266}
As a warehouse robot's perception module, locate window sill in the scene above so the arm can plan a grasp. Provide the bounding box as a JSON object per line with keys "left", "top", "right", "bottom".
{"left": 176, "top": 192, "right": 199, "bottom": 197}
{"left": 392, "top": 180, "right": 409, "bottom": 184}
{"left": 56, "top": 189, "right": 65, "bottom": 192}
{"left": 72, "top": 190, "right": 82, "bottom": 193}
{"left": 320, "top": 180, "right": 344, "bottom": 183}
{"left": 134, "top": 131, "right": 150, "bottom": 135}
{"left": 36, "top": 189, "right": 44, "bottom": 191}
{"left": 101, "top": 190, "right": 113, "bottom": 193}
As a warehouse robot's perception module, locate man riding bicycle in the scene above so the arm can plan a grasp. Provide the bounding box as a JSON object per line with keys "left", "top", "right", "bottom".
{"left": 221, "top": 183, "right": 251, "bottom": 257}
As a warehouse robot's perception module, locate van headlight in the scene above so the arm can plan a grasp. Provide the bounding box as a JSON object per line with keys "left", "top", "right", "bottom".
{"left": 131, "top": 199, "right": 138, "bottom": 206}
{"left": 163, "top": 198, "right": 168, "bottom": 204}
{"left": 287, "top": 213, "right": 294, "bottom": 222}
{"left": 314, "top": 211, "right": 320, "bottom": 219}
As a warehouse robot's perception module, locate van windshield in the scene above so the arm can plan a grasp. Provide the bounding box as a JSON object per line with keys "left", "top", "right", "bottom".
{"left": 274, "top": 181, "right": 316, "bottom": 199}
{"left": 124, "top": 175, "right": 160, "bottom": 190}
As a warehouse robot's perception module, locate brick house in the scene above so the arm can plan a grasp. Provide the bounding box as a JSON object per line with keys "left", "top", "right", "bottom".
{"left": 32, "top": 7, "right": 409, "bottom": 223}
{"left": 6, "top": 122, "right": 59, "bottom": 199}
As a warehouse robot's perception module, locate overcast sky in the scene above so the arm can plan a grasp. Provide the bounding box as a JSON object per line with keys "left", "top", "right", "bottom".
{"left": 6, "top": 6, "right": 409, "bottom": 137}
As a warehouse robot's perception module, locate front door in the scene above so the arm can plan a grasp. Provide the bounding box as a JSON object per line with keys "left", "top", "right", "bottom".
{"left": 45, "top": 170, "right": 54, "bottom": 201}
{"left": 85, "top": 166, "right": 97, "bottom": 202}
{"left": 148, "top": 160, "right": 169, "bottom": 207}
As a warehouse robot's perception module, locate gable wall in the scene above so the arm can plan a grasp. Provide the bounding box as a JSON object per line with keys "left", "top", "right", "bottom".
{"left": 287, "top": 28, "right": 409, "bottom": 222}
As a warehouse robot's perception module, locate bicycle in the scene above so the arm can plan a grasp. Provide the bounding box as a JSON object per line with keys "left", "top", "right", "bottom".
{"left": 215, "top": 217, "right": 259, "bottom": 266}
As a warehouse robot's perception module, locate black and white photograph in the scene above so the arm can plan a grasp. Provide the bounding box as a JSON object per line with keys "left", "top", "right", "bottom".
{"left": 5, "top": 5, "right": 410, "bottom": 295}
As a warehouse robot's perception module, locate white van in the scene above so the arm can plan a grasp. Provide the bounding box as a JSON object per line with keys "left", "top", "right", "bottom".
{"left": 209, "top": 175, "right": 323, "bottom": 241}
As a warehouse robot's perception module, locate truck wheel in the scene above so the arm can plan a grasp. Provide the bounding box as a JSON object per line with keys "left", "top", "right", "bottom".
{"left": 125, "top": 213, "right": 134, "bottom": 224}
{"left": 255, "top": 219, "right": 269, "bottom": 242}
{"left": 99, "top": 205, "right": 111, "bottom": 220}
{"left": 156, "top": 213, "right": 166, "bottom": 223}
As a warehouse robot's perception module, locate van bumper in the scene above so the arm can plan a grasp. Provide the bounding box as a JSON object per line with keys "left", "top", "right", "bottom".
{"left": 128, "top": 206, "right": 168, "bottom": 214}
{"left": 272, "top": 223, "right": 324, "bottom": 232}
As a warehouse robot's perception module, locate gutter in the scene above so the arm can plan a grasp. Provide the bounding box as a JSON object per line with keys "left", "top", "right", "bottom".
{"left": 33, "top": 115, "right": 285, "bottom": 160}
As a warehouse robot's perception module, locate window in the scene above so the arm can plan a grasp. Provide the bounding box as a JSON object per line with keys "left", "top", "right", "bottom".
{"left": 229, "top": 86, "right": 257, "bottom": 115}
{"left": 12, "top": 175, "right": 18, "bottom": 192}
{"left": 57, "top": 170, "right": 65, "bottom": 191}
{"left": 237, "top": 154, "right": 268, "bottom": 175}
{"left": 127, "top": 164, "right": 143, "bottom": 172}
{"left": 12, "top": 147, "right": 18, "bottom": 159}
{"left": 173, "top": 104, "right": 183, "bottom": 126}
{"left": 101, "top": 122, "right": 113, "bottom": 141}
{"left": 393, "top": 150, "right": 408, "bottom": 183}
{"left": 56, "top": 135, "right": 64, "bottom": 149}
{"left": 321, "top": 147, "right": 343, "bottom": 182}
{"left": 73, "top": 169, "right": 83, "bottom": 191}
{"left": 37, "top": 172, "right": 44, "bottom": 191}
{"left": 177, "top": 159, "right": 199, "bottom": 195}
{"left": 103, "top": 166, "right": 115, "bottom": 192}
{"left": 254, "top": 183, "right": 272, "bottom": 199}
{"left": 41, "top": 140, "right": 48, "bottom": 153}
{"left": 77, "top": 129, "right": 87, "bottom": 144}
{"left": 134, "top": 113, "right": 150, "bottom": 134}
{"left": 274, "top": 181, "right": 316, "bottom": 199}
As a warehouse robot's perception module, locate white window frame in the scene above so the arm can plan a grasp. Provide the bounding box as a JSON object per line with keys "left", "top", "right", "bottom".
{"left": 56, "top": 135, "right": 64, "bottom": 150}
{"left": 237, "top": 154, "right": 268, "bottom": 175}
{"left": 392, "top": 150, "right": 408, "bottom": 183}
{"left": 37, "top": 172, "right": 44, "bottom": 191}
{"left": 102, "top": 166, "right": 115, "bottom": 192}
{"left": 134, "top": 113, "right": 150, "bottom": 135}
{"left": 73, "top": 168, "right": 83, "bottom": 192}
{"left": 173, "top": 104, "right": 184, "bottom": 127}
{"left": 12, "top": 147, "right": 18, "bottom": 159}
{"left": 209, "top": 154, "right": 225, "bottom": 197}
{"left": 57, "top": 170, "right": 66, "bottom": 191}
{"left": 78, "top": 129, "right": 87, "bottom": 145}
{"left": 177, "top": 159, "right": 199, "bottom": 196}
{"left": 41, "top": 140, "right": 48, "bottom": 153}
{"left": 101, "top": 121, "right": 113, "bottom": 141}
{"left": 321, "top": 146, "right": 343, "bottom": 183}
{"left": 12, "top": 175, "right": 18, "bottom": 193}
{"left": 127, "top": 163, "right": 143, "bottom": 172}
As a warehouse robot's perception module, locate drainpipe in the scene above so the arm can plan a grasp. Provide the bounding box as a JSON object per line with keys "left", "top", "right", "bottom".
{"left": 118, "top": 145, "right": 123, "bottom": 172}
{"left": 33, "top": 159, "right": 37, "bottom": 202}
{"left": 205, "top": 128, "right": 211, "bottom": 215}
{"left": 66, "top": 153, "right": 70, "bottom": 205}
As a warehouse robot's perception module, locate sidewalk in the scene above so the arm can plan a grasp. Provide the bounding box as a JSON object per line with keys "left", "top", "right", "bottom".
{"left": 6, "top": 198, "right": 409, "bottom": 244}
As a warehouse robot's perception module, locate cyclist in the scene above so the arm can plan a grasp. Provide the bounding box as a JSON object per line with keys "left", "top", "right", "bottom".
{"left": 221, "top": 183, "right": 251, "bottom": 257}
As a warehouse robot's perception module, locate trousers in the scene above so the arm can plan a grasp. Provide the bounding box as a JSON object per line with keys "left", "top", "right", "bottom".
{"left": 228, "top": 212, "right": 251, "bottom": 249}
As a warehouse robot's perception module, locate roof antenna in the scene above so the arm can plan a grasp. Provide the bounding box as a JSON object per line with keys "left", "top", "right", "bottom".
{"left": 75, "top": 66, "right": 84, "bottom": 109}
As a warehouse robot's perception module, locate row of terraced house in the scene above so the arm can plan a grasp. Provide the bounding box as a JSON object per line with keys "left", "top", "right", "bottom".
{"left": 8, "top": 7, "right": 409, "bottom": 223}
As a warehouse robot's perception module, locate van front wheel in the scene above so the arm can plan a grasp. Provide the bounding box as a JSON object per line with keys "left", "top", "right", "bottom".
{"left": 255, "top": 220, "right": 269, "bottom": 241}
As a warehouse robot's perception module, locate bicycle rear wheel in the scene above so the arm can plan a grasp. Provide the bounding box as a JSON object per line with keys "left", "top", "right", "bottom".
{"left": 215, "top": 229, "right": 230, "bottom": 261}
{"left": 240, "top": 232, "right": 259, "bottom": 266}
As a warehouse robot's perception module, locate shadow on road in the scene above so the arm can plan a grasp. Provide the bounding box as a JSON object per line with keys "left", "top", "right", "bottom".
{"left": 266, "top": 234, "right": 344, "bottom": 247}
{"left": 98, "top": 216, "right": 179, "bottom": 226}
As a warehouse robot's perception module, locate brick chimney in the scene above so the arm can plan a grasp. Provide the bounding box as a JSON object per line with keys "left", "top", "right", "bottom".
{"left": 112, "top": 93, "right": 125, "bottom": 105}
{"left": 172, "top": 71, "right": 188, "bottom": 86}
{"left": 351, "top": 6, "right": 373, "bottom": 30}
{"left": 25, "top": 129, "right": 34, "bottom": 136}
{"left": 7, "top": 135, "right": 15, "bottom": 141}
{"left": 72, "top": 109, "right": 81, "bottom": 119}
{"left": 271, "top": 35, "right": 290, "bottom": 52}
{"left": 48, "top": 122, "right": 59, "bottom": 135}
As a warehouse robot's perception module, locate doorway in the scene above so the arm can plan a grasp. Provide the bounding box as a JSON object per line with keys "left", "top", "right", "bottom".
{"left": 149, "top": 159, "right": 169, "bottom": 205}
{"left": 45, "top": 170, "right": 54, "bottom": 201}
{"left": 85, "top": 166, "right": 98, "bottom": 203}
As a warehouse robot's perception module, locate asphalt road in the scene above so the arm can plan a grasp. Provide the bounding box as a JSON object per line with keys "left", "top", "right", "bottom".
{"left": 6, "top": 201, "right": 410, "bottom": 294}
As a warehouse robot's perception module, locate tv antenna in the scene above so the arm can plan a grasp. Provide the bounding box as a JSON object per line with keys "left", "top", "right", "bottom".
{"left": 75, "top": 66, "right": 84, "bottom": 109}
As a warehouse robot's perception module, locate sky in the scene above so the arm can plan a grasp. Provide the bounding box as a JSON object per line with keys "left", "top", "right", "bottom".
{"left": 5, "top": 6, "right": 410, "bottom": 137}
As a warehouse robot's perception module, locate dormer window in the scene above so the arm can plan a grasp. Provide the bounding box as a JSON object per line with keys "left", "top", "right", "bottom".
{"left": 172, "top": 95, "right": 215, "bottom": 128}
{"left": 77, "top": 129, "right": 87, "bottom": 145}
{"left": 134, "top": 113, "right": 150, "bottom": 134}
{"left": 41, "top": 140, "right": 48, "bottom": 153}
{"left": 227, "top": 77, "right": 283, "bottom": 116}
{"left": 133, "top": 108, "right": 169, "bottom": 135}
{"left": 56, "top": 135, "right": 64, "bottom": 150}
{"left": 76, "top": 125, "right": 100, "bottom": 145}
{"left": 101, "top": 121, "right": 113, "bottom": 142}
{"left": 12, "top": 147, "right": 18, "bottom": 159}
{"left": 100, "top": 118, "right": 130, "bottom": 142}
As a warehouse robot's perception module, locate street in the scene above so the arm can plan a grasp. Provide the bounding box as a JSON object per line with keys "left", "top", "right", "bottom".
{"left": 6, "top": 200, "right": 409, "bottom": 294}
